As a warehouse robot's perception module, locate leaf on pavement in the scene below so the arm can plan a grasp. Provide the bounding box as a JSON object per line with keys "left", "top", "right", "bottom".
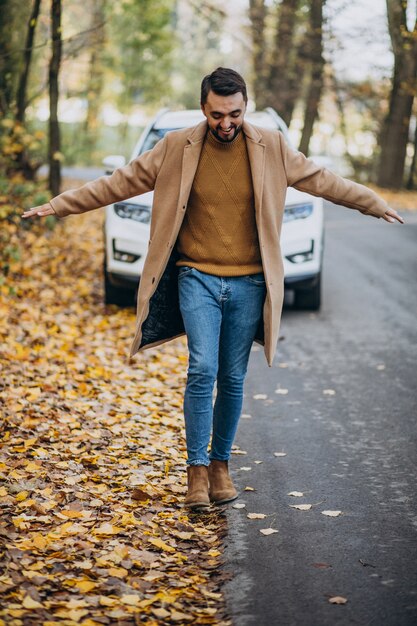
{"left": 259, "top": 528, "right": 279, "bottom": 535}
{"left": 289, "top": 504, "right": 312, "bottom": 511}
{"left": 328, "top": 595, "right": 347, "bottom": 604}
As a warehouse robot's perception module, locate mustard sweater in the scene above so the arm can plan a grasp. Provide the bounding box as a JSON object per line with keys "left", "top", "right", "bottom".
{"left": 176, "top": 129, "right": 263, "bottom": 276}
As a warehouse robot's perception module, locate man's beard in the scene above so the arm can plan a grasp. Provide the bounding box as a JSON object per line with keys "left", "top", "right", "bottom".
{"left": 210, "top": 124, "right": 242, "bottom": 143}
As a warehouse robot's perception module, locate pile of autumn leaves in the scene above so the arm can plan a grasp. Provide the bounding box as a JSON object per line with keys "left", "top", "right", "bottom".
{"left": 0, "top": 208, "right": 230, "bottom": 625}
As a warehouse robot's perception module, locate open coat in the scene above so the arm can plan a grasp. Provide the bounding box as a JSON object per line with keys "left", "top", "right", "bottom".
{"left": 49, "top": 120, "right": 390, "bottom": 366}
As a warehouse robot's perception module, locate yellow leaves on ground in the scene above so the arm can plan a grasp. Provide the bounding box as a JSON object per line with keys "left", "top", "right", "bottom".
{"left": 0, "top": 208, "right": 229, "bottom": 625}
{"left": 148, "top": 537, "right": 177, "bottom": 553}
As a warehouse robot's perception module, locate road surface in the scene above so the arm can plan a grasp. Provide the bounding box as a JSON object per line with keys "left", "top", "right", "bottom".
{"left": 224, "top": 204, "right": 417, "bottom": 626}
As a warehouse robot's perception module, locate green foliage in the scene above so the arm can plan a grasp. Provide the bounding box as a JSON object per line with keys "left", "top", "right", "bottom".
{"left": 0, "top": 0, "right": 32, "bottom": 114}
{"left": 105, "top": 0, "right": 176, "bottom": 109}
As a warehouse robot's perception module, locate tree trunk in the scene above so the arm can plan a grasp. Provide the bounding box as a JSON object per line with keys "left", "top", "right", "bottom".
{"left": 406, "top": 114, "right": 417, "bottom": 189}
{"left": 16, "top": 0, "right": 42, "bottom": 123}
{"left": 249, "top": 0, "right": 267, "bottom": 108}
{"left": 298, "top": 0, "right": 325, "bottom": 156}
{"left": 0, "top": 0, "right": 18, "bottom": 115}
{"left": 376, "top": 0, "right": 417, "bottom": 189}
{"left": 48, "top": 0, "right": 62, "bottom": 196}
{"left": 267, "top": 0, "right": 300, "bottom": 125}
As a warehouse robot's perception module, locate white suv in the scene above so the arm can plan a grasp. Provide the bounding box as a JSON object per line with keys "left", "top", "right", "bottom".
{"left": 103, "top": 108, "right": 324, "bottom": 309}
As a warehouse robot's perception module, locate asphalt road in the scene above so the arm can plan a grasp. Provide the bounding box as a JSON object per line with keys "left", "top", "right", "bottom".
{"left": 224, "top": 204, "right": 417, "bottom": 626}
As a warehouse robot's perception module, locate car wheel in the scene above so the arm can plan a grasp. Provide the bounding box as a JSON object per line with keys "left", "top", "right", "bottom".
{"left": 294, "top": 272, "right": 321, "bottom": 310}
{"left": 103, "top": 258, "right": 135, "bottom": 307}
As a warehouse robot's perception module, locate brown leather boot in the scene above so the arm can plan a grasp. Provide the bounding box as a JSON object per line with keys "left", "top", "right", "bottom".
{"left": 184, "top": 465, "right": 210, "bottom": 509}
{"left": 208, "top": 459, "right": 238, "bottom": 504}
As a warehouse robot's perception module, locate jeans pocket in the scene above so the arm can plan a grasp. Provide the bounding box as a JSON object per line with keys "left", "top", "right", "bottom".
{"left": 178, "top": 265, "right": 194, "bottom": 279}
{"left": 245, "top": 272, "right": 266, "bottom": 286}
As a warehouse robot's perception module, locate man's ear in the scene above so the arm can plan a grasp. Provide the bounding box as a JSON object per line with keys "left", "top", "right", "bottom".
{"left": 201, "top": 103, "right": 207, "bottom": 117}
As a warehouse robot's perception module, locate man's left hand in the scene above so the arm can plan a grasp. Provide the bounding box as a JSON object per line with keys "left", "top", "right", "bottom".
{"left": 383, "top": 208, "right": 404, "bottom": 224}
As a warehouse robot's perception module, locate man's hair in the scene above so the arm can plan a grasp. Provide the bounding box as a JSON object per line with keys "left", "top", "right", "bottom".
{"left": 200, "top": 67, "right": 248, "bottom": 105}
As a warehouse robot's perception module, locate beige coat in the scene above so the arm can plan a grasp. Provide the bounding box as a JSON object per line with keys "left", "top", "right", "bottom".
{"left": 49, "top": 120, "right": 389, "bottom": 366}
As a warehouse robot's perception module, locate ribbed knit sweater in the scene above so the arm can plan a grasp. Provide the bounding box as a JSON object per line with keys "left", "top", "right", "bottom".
{"left": 176, "top": 128, "right": 263, "bottom": 276}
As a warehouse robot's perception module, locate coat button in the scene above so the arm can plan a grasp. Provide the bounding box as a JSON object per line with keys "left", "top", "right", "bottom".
{"left": 152, "top": 277, "right": 155, "bottom": 284}
{"left": 182, "top": 205, "right": 186, "bottom": 210}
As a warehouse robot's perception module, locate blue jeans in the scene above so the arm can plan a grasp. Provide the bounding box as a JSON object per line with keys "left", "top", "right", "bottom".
{"left": 178, "top": 266, "right": 266, "bottom": 466}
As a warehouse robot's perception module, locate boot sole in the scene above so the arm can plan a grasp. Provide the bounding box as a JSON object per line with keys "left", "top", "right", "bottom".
{"left": 210, "top": 494, "right": 239, "bottom": 505}
{"left": 184, "top": 501, "right": 211, "bottom": 510}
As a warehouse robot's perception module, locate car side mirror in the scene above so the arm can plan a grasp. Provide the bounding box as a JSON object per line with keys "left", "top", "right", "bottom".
{"left": 102, "top": 155, "right": 126, "bottom": 175}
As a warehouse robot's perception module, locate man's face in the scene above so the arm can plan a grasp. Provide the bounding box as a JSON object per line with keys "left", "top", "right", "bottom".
{"left": 201, "top": 90, "right": 246, "bottom": 143}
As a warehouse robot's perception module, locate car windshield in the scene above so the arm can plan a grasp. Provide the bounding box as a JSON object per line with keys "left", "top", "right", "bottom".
{"left": 139, "top": 128, "right": 175, "bottom": 155}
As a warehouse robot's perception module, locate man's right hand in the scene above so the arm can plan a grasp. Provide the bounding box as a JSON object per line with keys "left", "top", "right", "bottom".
{"left": 22, "top": 204, "right": 56, "bottom": 219}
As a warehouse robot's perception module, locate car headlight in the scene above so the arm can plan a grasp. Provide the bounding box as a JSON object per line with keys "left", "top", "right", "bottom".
{"left": 283, "top": 202, "right": 314, "bottom": 222}
{"left": 114, "top": 202, "right": 151, "bottom": 224}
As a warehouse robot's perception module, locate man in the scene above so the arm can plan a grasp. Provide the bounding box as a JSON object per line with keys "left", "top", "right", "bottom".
{"left": 23, "top": 67, "right": 404, "bottom": 510}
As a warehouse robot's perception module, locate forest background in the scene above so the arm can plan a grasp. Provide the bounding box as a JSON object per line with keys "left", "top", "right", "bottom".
{"left": 1, "top": 0, "right": 417, "bottom": 281}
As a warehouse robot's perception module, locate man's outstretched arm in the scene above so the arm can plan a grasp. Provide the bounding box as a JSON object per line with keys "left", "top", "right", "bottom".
{"left": 278, "top": 133, "right": 404, "bottom": 224}
{"left": 22, "top": 135, "right": 168, "bottom": 220}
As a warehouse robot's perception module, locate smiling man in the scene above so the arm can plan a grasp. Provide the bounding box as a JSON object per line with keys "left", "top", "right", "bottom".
{"left": 23, "top": 67, "right": 404, "bottom": 510}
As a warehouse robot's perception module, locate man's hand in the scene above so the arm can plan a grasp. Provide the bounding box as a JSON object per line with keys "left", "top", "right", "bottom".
{"left": 22, "top": 204, "right": 56, "bottom": 219}
{"left": 383, "top": 208, "right": 404, "bottom": 224}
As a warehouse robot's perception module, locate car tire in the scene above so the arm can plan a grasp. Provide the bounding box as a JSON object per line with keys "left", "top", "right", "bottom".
{"left": 103, "top": 258, "right": 135, "bottom": 307}
{"left": 294, "top": 272, "right": 321, "bottom": 311}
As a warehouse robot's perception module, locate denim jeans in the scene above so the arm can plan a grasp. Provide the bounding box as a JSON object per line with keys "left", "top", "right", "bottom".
{"left": 178, "top": 266, "right": 266, "bottom": 466}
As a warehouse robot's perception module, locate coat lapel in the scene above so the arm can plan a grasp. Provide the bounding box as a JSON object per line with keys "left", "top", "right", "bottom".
{"left": 243, "top": 121, "right": 266, "bottom": 217}
{"left": 177, "top": 121, "right": 207, "bottom": 211}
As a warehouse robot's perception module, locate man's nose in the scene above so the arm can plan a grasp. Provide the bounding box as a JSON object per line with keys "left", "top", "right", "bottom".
{"left": 220, "top": 118, "right": 232, "bottom": 129}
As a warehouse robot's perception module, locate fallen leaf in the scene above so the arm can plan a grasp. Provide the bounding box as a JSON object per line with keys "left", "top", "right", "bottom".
{"left": 232, "top": 503, "right": 246, "bottom": 509}
{"left": 244, "top": 486, "right": 255, "bottom": 491}
{"left": 323, "top": 389, "right": 336, "bottom": 395}
{"left": 131, "top": 487, "right": 151, "bottom": 501}
{"left": 328, "top": 596, "right": 347, "bottom": 604}
{"left": 247, "top": 513, "right": 266, "bottom": 519}
{"left": 120, "top": 594, "right": 140, "bottom": 606}
{"left": 22, "top": 595, "right": 43, "bottom": 609}
{"left": 148, "top": 537, "right": 176, "bottom": 553}
{"left": 253, "top": 394, "right": 267, "bottom": 400}
{"left": 74, "top": 580, "right": 97, "bottom": 592}
{"left": 259, "top": 528, "right": 279, "bottom": 535}
{"left": 275, "top": 388, "right": 288, "bottom": 394}
{"left": 287, "top": 491, "right": 304, "bottom": 497}
{"left": 239, "top": 466, "right": 252, "bottom": 471}
{"left": 321, "top": 510, "right": 342, "bottom": 517}
{"left": 152, "top": 608, "right": 171, "bottom": 619}
{"left": 289, "top": 504, "right": 312, "bottom": 510}
{"left": 273, "top": 452, "right": 287, "bottom": 457}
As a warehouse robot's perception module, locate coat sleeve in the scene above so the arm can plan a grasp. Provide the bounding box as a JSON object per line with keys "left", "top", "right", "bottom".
{"left": 49, "top": 135, "right": 168, "bottom": 218}
{"left": 278, "top": 132, "right": 389, "bottom": 219}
